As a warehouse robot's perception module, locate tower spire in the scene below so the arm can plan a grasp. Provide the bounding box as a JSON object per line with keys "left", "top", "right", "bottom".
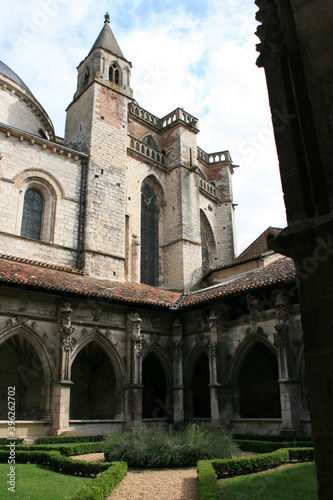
{"left": 88, "top": 11, "right": 125, "bottom": 59}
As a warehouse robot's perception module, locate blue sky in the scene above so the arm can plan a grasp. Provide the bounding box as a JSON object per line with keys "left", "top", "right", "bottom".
{"left": 0, "top": 0, "right": 287, "bottom": 253}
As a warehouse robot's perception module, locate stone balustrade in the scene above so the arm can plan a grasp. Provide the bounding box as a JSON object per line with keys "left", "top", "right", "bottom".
{"left": 161, "top": 108, "right": 199, "bottom": 130}
{"left": 199, "top": 177, "right": 217, "bottom": 198}
{"left": 128, "top": 135, "right": 167, "bottom": 166}
{"left": 129, "top": 103, "right": 199, "bottom": 131}
{"left": 198, "top": 147, "right": 232, "bottom": 164}
{"left": 129, "top": 103, "right": 159, "bottom": 128}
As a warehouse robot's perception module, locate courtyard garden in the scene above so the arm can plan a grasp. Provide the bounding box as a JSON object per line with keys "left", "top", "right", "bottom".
{"left": 0, "top": 426, "right": 316, "bottom": 499}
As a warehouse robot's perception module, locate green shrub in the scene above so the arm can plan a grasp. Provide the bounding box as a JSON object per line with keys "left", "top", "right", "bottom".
{"left": 70, "top": 461, "right": 127, "bottom": 500}
{"left": 212, "top": 448, "right": 289, "bottom": 478}
{"left": 197, "top": 460, "right": 221, "bottom": 500}
{"left": 104, "top": 423, "right": 239, "bottom": 468}
{"left": 288, "top": 447, "right": 315, "bottom": 462}
{"left": 35, "top": 435, "right": 105, "bottom": 444}
{"left": 0, "top": 437, "right": 24, "bottom": 445}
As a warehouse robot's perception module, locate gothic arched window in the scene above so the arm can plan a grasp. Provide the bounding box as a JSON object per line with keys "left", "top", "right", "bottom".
{"left": 21, "top": 189, "right": 43, "bottom": 240}
{"left": 141, "top": 184, "right": 159, "bottom": 286}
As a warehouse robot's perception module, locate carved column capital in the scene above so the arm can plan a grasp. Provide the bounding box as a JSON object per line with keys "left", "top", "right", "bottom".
{"left": 58, "top": 302, "right": 75, "bottom": 337}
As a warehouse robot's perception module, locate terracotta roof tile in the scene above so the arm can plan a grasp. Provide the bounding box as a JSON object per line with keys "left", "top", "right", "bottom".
{"left": 180, "top": 257, "right": 296, "bottom": 309}
{"left": 0, "top": 256, "right": 296, "bottom": 310}
{"left": 0, "top": 258, "right": 181, "bottom": 309}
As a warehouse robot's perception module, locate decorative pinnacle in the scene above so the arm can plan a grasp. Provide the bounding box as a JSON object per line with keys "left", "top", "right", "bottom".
{"left": 104, "top": 11, "right": 110, "bottom": 24}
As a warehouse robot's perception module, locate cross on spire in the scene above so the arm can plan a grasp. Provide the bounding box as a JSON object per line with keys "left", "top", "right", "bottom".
{"left": 104, "top": 11, "right": 110, "bottom": 24}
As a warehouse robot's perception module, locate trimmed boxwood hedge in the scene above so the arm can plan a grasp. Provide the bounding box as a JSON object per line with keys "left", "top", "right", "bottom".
{"left": 197, "top": 446, "right": 315, "bottom": 500}
{"left": 234, "top": 434, "right": 313, "bottom": 443}
{"left": 0, "top": 448, "right": 127, "bottom": 499}
{"left": 211, "top": 448, "right": 289, "bottom": 478}
{"left": 0, "top": 442, "right": 103, "bottom": 457}
{"left": 35, "top": 435, "right": 105, "bottom": 444}
{"left": 197, "top": 460, "right": 220, "bottom": 500}
{"left": 234, "top": 439, "right": 313, "bottom": 453}
{"left": 0, "top": 449, "right": 110, "bottom": 475}
{"left": 70, "top": 461, "right": 127, "bottom": 500}
{"left": 0, "top": 438, "right": 24, "bottom": 445}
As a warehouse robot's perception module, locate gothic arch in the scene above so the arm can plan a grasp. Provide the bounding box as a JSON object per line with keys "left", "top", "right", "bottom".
{"left": 0, "top": 322, "right": 56, "bottom": 383}
{"left": 71, "top": 331, "right": 125, "bottom": 386}
{"left": 70, "top": 333, "right": 124, "bottom": 420}
{"left": 140, "top": 174, "right": 165, "bottom": 206}
{"left": 142, "top": 343, "right": 173, "bottom": 388}
{"left": 142, "top": 345, "right": 172, "bottom": 419}
{"left": 184, "top": 343, "right": 211, "bottom": 419}
{"left": 184, "top": 342, "right": 208, "bottom": 387}
{"left": 228, "top": 333, "right": 277, "bottom": 385}
{"left": 229, "top": 334, "right": 281, "bottom": 418}
{"left": 200, "top": 210, "right": 218, "bottom": 273}
{"left": 0, "top": 322, "right": 55, "bottom": 420}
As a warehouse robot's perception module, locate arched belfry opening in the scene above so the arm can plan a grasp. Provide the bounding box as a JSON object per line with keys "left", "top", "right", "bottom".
{"left": 191, "top": 353, "right": 211, "bottom": 418}
{"left": 70, "top": 342, "right": 116, "bottom": 420}
{"left": 239, "top": 342, "right": 281, "bottom": 418}
{"left": 142, "top": 353, "right": 168, "bottom": 418}
{"left": 109, "top": 63, "right": 121, "bottom": 85}
{"left": 0, "top": 334, "right": 45, "bottom": 420}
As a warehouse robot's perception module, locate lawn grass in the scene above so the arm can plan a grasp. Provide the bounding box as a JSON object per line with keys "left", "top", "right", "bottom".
{"left": 0, "top": 463, "right": 93, "bottom": 500}
{"left": 219, "top": 463, "right": 317, "bottom": 500}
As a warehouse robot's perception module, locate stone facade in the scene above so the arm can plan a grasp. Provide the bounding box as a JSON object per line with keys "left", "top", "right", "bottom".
{"left": 0, "top": 13, "right": 310, "bottom": 439}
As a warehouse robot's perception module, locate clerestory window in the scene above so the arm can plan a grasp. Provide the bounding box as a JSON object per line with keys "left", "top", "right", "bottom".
{"left": 141, "top": 184, "right": 159, "bottom": 286}
{"left": 21, "top": 189, "right": 43, "bottom": 240}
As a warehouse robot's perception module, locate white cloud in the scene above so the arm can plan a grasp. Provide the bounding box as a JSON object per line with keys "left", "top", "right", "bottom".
{"left": 0, "top": 0, "right": 287, "bottom": 254}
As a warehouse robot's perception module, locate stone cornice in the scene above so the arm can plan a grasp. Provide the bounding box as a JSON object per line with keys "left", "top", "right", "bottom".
{"left": 0, "top": 123, "right": 88, "bottom": 161}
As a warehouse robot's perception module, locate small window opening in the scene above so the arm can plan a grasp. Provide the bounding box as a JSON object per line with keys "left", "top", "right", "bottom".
{"left": 84, "top": 67, "right": 90, "bottom": 86}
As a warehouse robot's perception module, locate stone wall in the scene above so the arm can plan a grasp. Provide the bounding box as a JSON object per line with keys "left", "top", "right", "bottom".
{"left": 0, "top": 130, "right": 84, "bottom": 268}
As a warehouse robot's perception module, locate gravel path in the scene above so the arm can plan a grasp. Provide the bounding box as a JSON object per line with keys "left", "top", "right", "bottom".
{"left": 108, "top": 468, "right": 199, "bottom": 500}
{"left": 70, "top": 453, "right": 199, "bottom": 499}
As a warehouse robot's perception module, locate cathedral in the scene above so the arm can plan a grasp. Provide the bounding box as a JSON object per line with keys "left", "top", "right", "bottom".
{"left": 0, "top": 13, "right": 309, "bottom": 439}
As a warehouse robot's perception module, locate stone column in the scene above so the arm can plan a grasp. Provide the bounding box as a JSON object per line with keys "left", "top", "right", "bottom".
{"left": 274, "top": 291, "right": 301, "bottom": 434}
{"left": 51, "top": 303, "right": 76, "bottom": 435}
{"left": 172, "top": 318, "right": 184, "bottom": 423}
{"left": 208, "top": 312, "right": 221, "bottom": 422}
{"left": 125, "top": 312, "right": 144, "bottom": 428}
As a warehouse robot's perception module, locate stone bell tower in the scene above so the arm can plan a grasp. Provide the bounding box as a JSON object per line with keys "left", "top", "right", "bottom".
{"left": 64, "top": 13, "right": 133, "bottom": 279}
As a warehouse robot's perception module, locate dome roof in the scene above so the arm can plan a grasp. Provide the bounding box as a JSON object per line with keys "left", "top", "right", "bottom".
{"left": 0, "top": 60, "right": 33, "bottom": 95}
{"left": 0, "top": 60, "right": 55, "bottom": 140}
